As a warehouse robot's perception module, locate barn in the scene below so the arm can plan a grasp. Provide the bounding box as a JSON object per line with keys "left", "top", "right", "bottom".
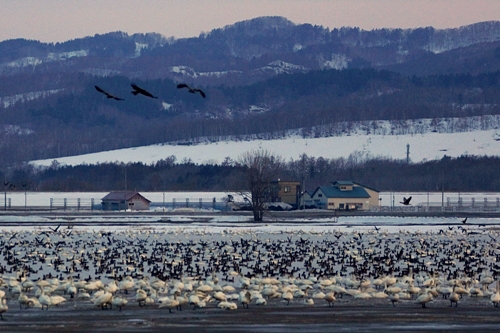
{"left": 101, "top": 191, "right": 151, "bottom": 211}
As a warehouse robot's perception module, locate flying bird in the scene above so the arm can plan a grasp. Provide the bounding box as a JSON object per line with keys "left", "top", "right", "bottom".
{"left": 94, "top": 86, "right": 124, "bottom": 101}
{"left": 131, "top": 84, "right": 158, "bottom": 99}
{"left": 177, "top": 83, "right": 206, "bottom": 98}
{"left": 461, "top": 217, "right": 468, "bottom": 224}
{"left": 400, "top": 196, "right": 412, "bottom": 205}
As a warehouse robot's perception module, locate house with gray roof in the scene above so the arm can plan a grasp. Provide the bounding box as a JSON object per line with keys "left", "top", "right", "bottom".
{"left": 309, "top": 181, "right": 379, "bottom": 210}
{"left": 101, "top": 191, "right": 151, "bottom": 211}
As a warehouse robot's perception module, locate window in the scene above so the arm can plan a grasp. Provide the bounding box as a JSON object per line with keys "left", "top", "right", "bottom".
{"left": 318, "top": 194, "right": 323, "bottom": 197}
{"left": 284, "top": 186, "right": 291, "bottom": 193}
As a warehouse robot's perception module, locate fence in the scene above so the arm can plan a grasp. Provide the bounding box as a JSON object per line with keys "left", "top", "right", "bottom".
{"left": 151, "top": 198, "right": 231, "bottom": 211}
{"left": 49, "top": 198, "right": 97, "bottom": 211}
{"left": 373, "top": 196, "right": 500, "bottom": 213}
{"left": 1, "top": 197, "right": 232, "bottom": 212}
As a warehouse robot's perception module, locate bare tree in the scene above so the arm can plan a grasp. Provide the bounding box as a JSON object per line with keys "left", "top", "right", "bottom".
{"left": 238, "top": 149, "right": 283, "bottom": 222}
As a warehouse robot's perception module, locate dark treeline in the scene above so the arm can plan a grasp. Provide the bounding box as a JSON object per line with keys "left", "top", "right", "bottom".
{"left": 1, "top": 155, "right": 499, "bottom": 193}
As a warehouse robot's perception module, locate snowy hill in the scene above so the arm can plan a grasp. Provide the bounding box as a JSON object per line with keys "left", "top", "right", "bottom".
{"left": 31, "top": 117, "right": 500, "bottom": 167}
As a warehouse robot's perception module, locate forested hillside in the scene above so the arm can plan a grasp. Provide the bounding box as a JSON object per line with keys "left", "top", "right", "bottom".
{"left": 1, "top": 68, "right": 499, "bottom": 167}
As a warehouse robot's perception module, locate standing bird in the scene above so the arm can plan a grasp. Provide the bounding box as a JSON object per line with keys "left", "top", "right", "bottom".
{"left": 400, "top": 196, "right": 412, "bottom": 205}
{"left": 0, "top": 297, "right": 7, "bottom": 320}
{"left": 94, "top": 86, "right": 124, "bottom": 100}
{"left": 131, "top": 84, "right": 158, "bottom": 99}
{"left": 177, "top": 83, "right": 206, "bottom": 98}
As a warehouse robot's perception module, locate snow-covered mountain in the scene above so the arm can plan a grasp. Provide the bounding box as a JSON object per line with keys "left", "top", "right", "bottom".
{"left": 31, "top": 116, "right": 500, "bottom": 167}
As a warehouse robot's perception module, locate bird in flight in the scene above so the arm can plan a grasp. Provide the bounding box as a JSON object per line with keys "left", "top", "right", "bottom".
{"left": 461, "top": 217, "right": 468, "bottom": 224}
{"left": 400, "top": 196, "right": 412, "bottom": 205}
{"left": 177, "top": 83, "right": 206, "bottom": 98}
{"left": 94, "top": 86, "right": 124, "bottom": 100}
{"left": 131, "top": 84, "right": 158, "bottom": 99}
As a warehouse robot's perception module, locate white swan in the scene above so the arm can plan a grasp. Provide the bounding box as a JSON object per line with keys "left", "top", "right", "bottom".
{"left": 239, "top": 290, "right": 251, "bottom": 309}
{"left": 490, "top": 281, "right": 500, "bottom": 307}
{"left": 389, "top": 293, "right": 400, "bottom": 307}
{"left": 158, "top": 293, "right": 179, "bottom": 313}
{"left": 416, "top": 290, "right": 433, "bottom": 308}
{"left": 111, "top": 296, "right": 128, "bottom": 311}
{"left": 38, "top": 287, "right": 52, "bottom": 310}
{"left": 93, "top": 291, "right": 112, "bottom": 309}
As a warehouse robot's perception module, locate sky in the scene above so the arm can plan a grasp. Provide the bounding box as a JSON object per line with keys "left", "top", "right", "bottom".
{"left": 1, "top": 0, "right": 499, "bottom": 43}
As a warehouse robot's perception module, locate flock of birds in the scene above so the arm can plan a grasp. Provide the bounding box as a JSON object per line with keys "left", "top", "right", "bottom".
{"left": 1, "top": 223, "right": 500, "bottom": 320}
{"left": 95, "top": 83, "right": 206, "bottom": 101}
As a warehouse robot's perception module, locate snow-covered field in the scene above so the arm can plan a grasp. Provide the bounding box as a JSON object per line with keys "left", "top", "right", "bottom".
{"left": 30, "top": 122, "right": 500, "bottom": 167}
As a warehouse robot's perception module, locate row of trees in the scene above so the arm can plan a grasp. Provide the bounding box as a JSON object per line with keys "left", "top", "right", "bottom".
{"left": 2, "top": 152, "right": 500, "bottom": 221}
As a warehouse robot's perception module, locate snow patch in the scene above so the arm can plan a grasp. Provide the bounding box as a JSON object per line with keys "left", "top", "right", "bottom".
{"left": 254, "top": 60, "right": 309, "bottom": 74}
{"left": 134, "top": 42, "right": 148, "bottom": 57}
{"left": 0, "top": 89, "right": 64, "bottom": 108}
{"left": 321, "top": 54, "right": 350, "bottom": 70}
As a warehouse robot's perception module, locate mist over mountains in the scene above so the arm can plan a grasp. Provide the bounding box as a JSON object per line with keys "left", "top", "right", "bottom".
{"left": 1, "top": 16, "right": 500, "bottom": 168}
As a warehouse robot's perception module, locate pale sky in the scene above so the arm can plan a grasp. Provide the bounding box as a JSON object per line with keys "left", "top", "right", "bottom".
{"left": 2, "top": 0, "right": 499, "bottom": 43}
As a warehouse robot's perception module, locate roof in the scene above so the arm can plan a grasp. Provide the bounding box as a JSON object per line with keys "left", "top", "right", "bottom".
{"left": 353, "top": 182, "right": 380, "bottom": 193}
{"left": 332, "top": 181, "right": 354, "bottom": 186}
{"left": 314, "top": 186, "right": 371, "bottom": 199}
{"left": 101, "top": 191, "right": 151, "bottom": 202}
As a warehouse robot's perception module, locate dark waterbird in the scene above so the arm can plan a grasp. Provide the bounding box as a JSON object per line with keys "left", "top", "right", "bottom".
{"left": 400, "top": 196, "right": 412, "bottom": 205}
{"left": 94, "top": 86, "right": 124, "bottom": 100}
{"left": 131, "top": 84, "right": 158, "bottom": 99}
{"left": 177, "top": 83, "right": 206, "bottom": 98}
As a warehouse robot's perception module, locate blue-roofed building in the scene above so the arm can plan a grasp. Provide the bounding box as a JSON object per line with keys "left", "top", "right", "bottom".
{"left": 309, "top": 181, "right": 379, "bottom": 210}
